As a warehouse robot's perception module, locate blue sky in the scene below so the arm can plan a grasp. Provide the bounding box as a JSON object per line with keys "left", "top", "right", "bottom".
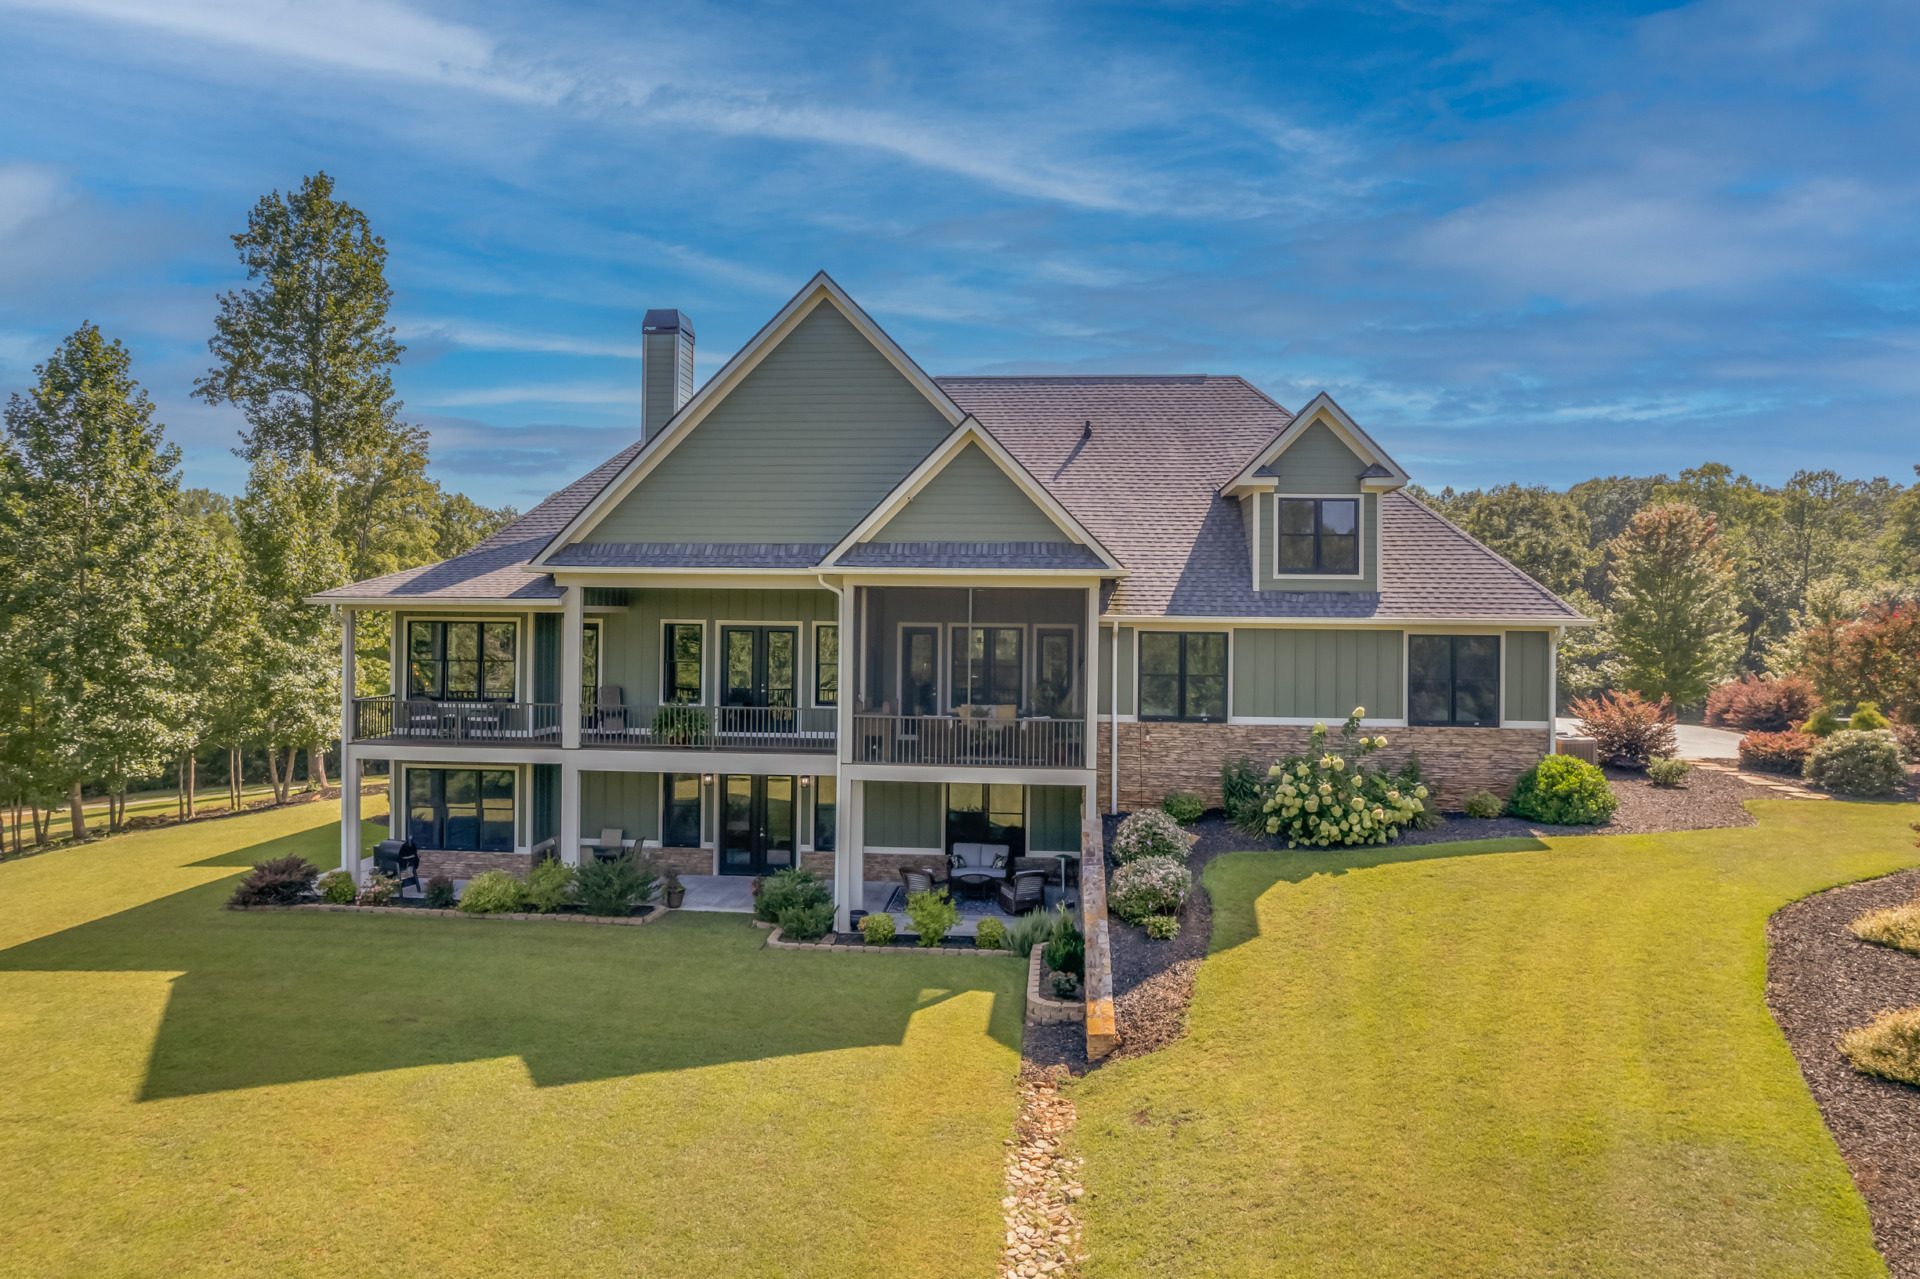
{"left": 0, "top": 0, "right": 1914, "bottom": 510}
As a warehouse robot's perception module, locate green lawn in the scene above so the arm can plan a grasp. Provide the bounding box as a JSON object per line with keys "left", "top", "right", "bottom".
{"left": 1071, "top": 798, "right": 1920, "bottom": 1279}
{"left": 0, "top": 798, "right": 1024, "bottom": 1278}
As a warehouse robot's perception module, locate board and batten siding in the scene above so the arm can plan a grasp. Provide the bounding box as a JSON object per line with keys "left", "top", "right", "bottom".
{"left": 1027, "top": 785, "right": 1084, "bottom": 853}
{"left": 1231, "top": 628, "right": 1405, "bottom": 720}
{"left": 1259, "top": 419, "right": 1367, "bottom": 492}
{"left": 579, "top": 770, "right": 660, "bottom": 844}
{"left": 596, "top": 588, "right": 837, "bottom": 709}
{"left": 1095, "top": 626, "right": 1136, "bottom": 717}
{"left": 1503, "top": 630, "right": 1551, "bottom": 723}
{"left": 868, "top": 441, "right": 1068, "bottom": 544}
{"left": 865, "top": 781, "right": 942, "bottom": 849}
{"left": 579, "top": 304, "right": 955, "bottom": 544}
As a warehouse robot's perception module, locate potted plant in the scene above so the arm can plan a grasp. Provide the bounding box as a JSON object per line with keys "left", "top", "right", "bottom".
{"left": 661, "top": 866, "right": 685, "bottom": 909}
{"left": 651, "top": 704, "right": 709, "bottom": 746}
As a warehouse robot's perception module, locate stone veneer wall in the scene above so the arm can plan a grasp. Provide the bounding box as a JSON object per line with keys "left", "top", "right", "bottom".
{"left": 800, "top": 850, "right": 835, "bottom": 877}
{"left": 650, "top": 846, "right": 715, "bottom": 877}
{"left": 417, "top": 850, "right": 531, "bottom": 880}
{"left": 861, "top": 850, "right": 947, "bottom": 883}
{"left": 1096, "top": 721, "right": 1549, "bottom": 812}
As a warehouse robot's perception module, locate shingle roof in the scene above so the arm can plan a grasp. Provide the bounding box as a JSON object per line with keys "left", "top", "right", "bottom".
{"left": 834, "top": 541, "right": 1110, "bottom": 570}
{"left": 545, "top": 542, "right": 833, "bottom": 568}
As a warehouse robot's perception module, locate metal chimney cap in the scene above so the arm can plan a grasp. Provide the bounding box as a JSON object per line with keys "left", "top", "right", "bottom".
{"left": 642, "top": 308, "right": 694, "bottom": 337}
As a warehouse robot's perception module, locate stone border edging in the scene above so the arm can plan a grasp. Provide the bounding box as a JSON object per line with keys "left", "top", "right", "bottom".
{"left": 764, "top": 926, "right": 1012, "bottom": 956}
{"left": 1026, "top": 944, "right": 1081, "bottom": 1025}
{"left": 1079, "top": 817, "right": 1118, "bottom": 1059}
{"left": 231, "top": 901, "right": 670, "bottom": 926}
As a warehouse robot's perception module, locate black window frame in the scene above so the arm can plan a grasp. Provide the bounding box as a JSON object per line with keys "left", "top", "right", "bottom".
{"left": 404, "top": 766, "right": 515, "bottom": 851}
{"left": 1137, "top": 631, "right": 1228, "bottom": 722}
{"left": 663, "top": 773, "right": 702, "bottom": 847}
{"left": 662, "top": 623, "right": 704, "bottom": 705}
{"left": 1032, "top": 626, "right": 1077, "bottom": 718}
{"left": 1407, "top": 634, "right": 1502, "bottom": 728}
{"left": 813, "top": 624, "right": 838, "bottom": 707}
{"left": 406, "top": 620, "right": 517, "bottom": 702}
{"left": 949, "top": 624, "right": 1024, "bottom": 710}
{"left": 1275, "top": 497, "right": 1361, "bottom": 576}
{"left": 581, "top": 620, "right": 602, "bottom": 710}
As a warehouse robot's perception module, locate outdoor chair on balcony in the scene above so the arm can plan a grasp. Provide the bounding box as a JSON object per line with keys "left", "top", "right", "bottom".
{"left": 594, "top": 685, "right": 628, "bottom": 735}
{"left": 996, "top": 869, "right": 1048, "bottom": 917}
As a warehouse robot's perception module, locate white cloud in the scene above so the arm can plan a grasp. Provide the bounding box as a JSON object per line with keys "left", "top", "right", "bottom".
{"left": 396, "top": 318, "right": 642, "bottom": 359}
{"left": 420, "top": 379, "right": 638, "bottom": 408}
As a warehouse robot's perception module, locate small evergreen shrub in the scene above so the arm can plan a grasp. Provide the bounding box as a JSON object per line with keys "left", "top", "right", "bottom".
{"left": 1259, "top": 711, "right": 1426, "bottom": 847}
{"left": 1850, "top": 898, "right": 1920, "bottom": 955}
{"left": 1043, "top": 906, "right": 1084, "bottom": 976}
{"left": 1848, "top": 700, "right": 1892, "bottom": 731}
{"left": 575, "top": 855, "right": 657, "bottom": 916}
{"left": 1800, "top": 706, "right": 1842, "bottom": 737}
{"left": 1462, "top": 790, "right": 1504, "bottom": 820}
{"left": 974, "top": 917, "right": 1009, "bottom": 950}
{"left": 1804, "top": 729, "right": 1906, "bottom": 797}
{"left": 457, "top": 870, "right": 526, "bottom": 914}
{"left": 523, "top": 859, "right": 576, "bottom": 913}
{"left": 1221, "top": 756, "right": 1265, "bottom": 833}
{"left": 355, "top": 872, "right": 399, "bottom": 906}
{"left": 1161, "top": 791, "right": 1206, "bottom": 824}
{"left": 1110, "top": 809, "right": 1189, "bottom": 864}
{"left": 1003, "top": 910, "right": 1053, "bottom": 956}
{"left": 776, "top": 900, "right": 834, "bottom": 942}
{"left": 1110, "top": 856, "right": 1192, "bottom": 924}
{"left": 905, "top": 888, "right": 961, "bottom": 946}
{"left": 858, "top": 912, "right": 896, "bottom": 946}
{"left": 755, "top": 867, "right": 830, "bottom": 922}
{"left": 1840, "top": 1007, "right": 1920, "bottom": 1088}
{"left": 227, "top": 855, "right": 319, "bottom": 907}
{"left": 1704, "top": 674, "right": 1819, "bottom": 732}
{"left": 1049, "top": 971, "right": 1082, "bottom": 999}
{"left": 424, "top": 875, "right": 457, "bottom": 909}
{"left": 1507, "top": 755, "right": 1618, "bottom": 825}
{"left": 316, "top": 869, "right": 357, "bottom": 904}
{"left": 1570, "top": 690, "right": 1677, "bottom": 769}
{"left": 1143, "top": 914, "right": 1180, "bottom": 940}
{"left": 1647, "top": 756, "right": 1691, "bottom": 788}
{"left": 1739, "top": 729, "right": 1814, "bottom": 774}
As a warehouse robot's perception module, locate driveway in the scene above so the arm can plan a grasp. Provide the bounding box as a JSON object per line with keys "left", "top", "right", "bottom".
{"left": 1556, "top": 717, "right": 1744, "bottom": 760}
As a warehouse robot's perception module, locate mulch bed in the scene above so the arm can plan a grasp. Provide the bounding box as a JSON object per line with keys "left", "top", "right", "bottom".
{"left": 1768, "top": 867, "right": 1920, "bottom": 1278}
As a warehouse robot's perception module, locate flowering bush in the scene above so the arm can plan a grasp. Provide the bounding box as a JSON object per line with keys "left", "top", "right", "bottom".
{"left": 355, "top": 872, "right": 399, "bottom": 907}
{"left": 1258, "top": 709, "right": 1425, "bottom": 848}
{"left": 1110, "top": 809, "right": 1190, "bottom": 865}
{"left": 1109, "top": 856, "right": 1192, "bottom": 923}
{"left": 1804, "top": 729, "right": 1907, "bottom": 797}
{"left": 1704, "top": 674, "right": 1820, "bottom": 732}
{"left": 1570, "top": 690, "right": 1677, "bottom": 769}
{"left": 1739, "top": 729, "right": 1815, "bottom": 774}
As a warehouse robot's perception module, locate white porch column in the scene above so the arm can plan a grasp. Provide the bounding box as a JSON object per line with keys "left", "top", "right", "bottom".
{"left": 339, "top": 608, "right": 363, "bottom": 880}
{"left": 835, "top": 776, "right": 864, "bottom": 931}
{"left": 1547, "top": 628, "right": 1562, "bottom": 756}
{"left": 560, "top": 755, "right": 583, "bottom": 868}
{"left": 836, "top": 582, "right": 855, "bottom": 762}
{"left": 561, "top": 584, "right": 583, "bottom": 750}
{"left": 1084, "top": 585, "right": 1099, "bottom": 772}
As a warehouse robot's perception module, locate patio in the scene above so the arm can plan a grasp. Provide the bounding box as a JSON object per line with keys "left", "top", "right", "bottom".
{"left": 675, "top": 873, "right": 1070, "bottom": 936}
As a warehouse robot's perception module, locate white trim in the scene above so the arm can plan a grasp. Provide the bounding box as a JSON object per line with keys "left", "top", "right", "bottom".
{"left": 1247, "top": 493, "right": 1259, "bottom": 594}
{"left": 808, "top": 620, "right": 841, "bottom": 711}
{"left": 1503, "top": 720, "right": 1551, "bottom": 731}
{"left": 864, "top": 845, "right": 945, "bottom": 858}
{"left": 713, "top": 619, "right": 806, "bottom": 710}
{"left": 1404, "top": 630, "right": 1504, "bottom": 730}
{"left": 309, "top": 595, "right": 563, "bottom": 610}
{"left": 534, "top": 274, "right": 967, "bottom": 563}
{"left": 658, "top": 618, "right": 709, "bottom": 705}
{"left": 1268, "top": 492, "right": 1366, "bottom": 584}
{"left": 655, "top": 770, "right": 709, "bottom": 850}
{"left": 841, "top": 762, "right": 1095, "bottom": 787}
{"left": 1221, "top": 392, "right": 1411, "bottom": 495}
{"left": 1032, "top": 621, "right": 1082, "bottom": 717}
{"left": 893, "top": 619, "right": 946, "bottom": 715}
{"left": 392, "top": 760, "right": 530, "bottom": 856}
{"left": 1130, "top": 625, "right": 1234, "bottom": 723}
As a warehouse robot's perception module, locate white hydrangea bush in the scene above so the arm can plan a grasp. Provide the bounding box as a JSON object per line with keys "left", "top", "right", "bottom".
{"left": 1109, "top": 855, "right": 1193, "bottom": 923}
{"left": 1110, "top": 808, "right": 1191, "bottom": 865}
{"left": 1261, "top": 708, "right": 1428, "bottom": 848}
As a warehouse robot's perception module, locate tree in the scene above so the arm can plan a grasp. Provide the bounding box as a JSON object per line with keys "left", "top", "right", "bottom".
{"left": 1456, "top": 484, "right": 1594, "bottom": 598}
{"left": 1604, "top": 502, "right": 1741, "bottom": 707}
{"left": 1567, "top": 474, "right": 1665, "bottom": 600}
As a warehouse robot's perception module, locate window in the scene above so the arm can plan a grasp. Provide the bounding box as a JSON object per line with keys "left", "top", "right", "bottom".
{"left": 1408, "top": 635, "right": 1501, "bottom": 728}
{"left": 582, "top": 621, "right": 602, "bottom": 709}
{"left": 1139, "top": 632, "right": 1227, "bottom": 722}
{"left": 662, "top": 623, "right": 704, "bottom": 704}
{"left": 1276, "top": 498, "right": 1360, "bottom": 575}
{"left": 950, "top": 625, "right": 1023, "bottom": 709}
{"left": 407, "top": 621, "right": 516, "bottom": 701}
{"left": 812, "top": 774, "right": 836, "bottom": 851}
{"left": 663, "top": 773, "right": 702, "bottom": 847}
{"left": 405, "top": 767, "right": 514, "bottom": 851}
{"left": 814, "top": 625, "right": 838, "bottom": 706}
{"left": 947, "top": 783, "right": 1024, "bottom": 856}
{"left": 1032, "top": 627, "right": 1076, "bottom": 717}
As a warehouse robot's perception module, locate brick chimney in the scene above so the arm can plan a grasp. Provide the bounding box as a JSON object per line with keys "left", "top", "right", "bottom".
{"left": 641, "top": 309, "right": 695, "bottom": 441}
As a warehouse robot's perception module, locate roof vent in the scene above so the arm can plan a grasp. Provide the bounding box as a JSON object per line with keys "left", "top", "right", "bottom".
{"left": 641, "top": 309, "right": 695, "bottom": 442}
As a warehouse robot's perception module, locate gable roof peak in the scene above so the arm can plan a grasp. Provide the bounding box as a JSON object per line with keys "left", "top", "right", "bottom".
{"left": 1220, "top": 390, "right": 1410, "bottom": 494}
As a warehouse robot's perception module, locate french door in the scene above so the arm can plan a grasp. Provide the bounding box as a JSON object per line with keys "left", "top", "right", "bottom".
{"left": 719, "top": 775, "right": 796, "bottom": 875}
{"left": 721, "top": 626, "right": 798, "bottom": 734}
{"left": 901, "top": 626, "right": 939, "bottom": 716}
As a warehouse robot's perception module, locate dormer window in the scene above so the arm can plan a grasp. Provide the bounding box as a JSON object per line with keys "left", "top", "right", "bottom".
{"left": 1276, "top": 498, "right": 1359, "bottom": 575}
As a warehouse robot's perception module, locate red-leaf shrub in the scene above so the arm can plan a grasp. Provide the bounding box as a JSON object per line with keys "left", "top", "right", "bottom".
{"left": 1704, "top": 674, "right": 1820, "bottom": 732}
{"left": 1738, "top": 730, "right": 1815, "bottom": 775}
{"left": 1796, "top": 600, "right": 1920, "bottom": 726}
{"left": 1571, "top": 690, "right": 1678, "bottom": 769}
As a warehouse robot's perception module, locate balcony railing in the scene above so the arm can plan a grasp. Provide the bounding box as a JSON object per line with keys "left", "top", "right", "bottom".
{"left": 583, "top": 703, "right": 838, "bottom": 753}
{"left": 851, "top": 714, "right": 1085, "bottom": 768}
{"left": 353, "top": 696, "right": 562, "bottom": 743}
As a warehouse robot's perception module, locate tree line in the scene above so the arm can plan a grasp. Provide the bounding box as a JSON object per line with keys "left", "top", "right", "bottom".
{"left": 0, "top": 174, "right": 515, "bottom": 852}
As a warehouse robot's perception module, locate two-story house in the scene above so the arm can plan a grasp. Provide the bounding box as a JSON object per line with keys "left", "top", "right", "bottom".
{"left": 314, "top": 273, "right": 1584, "bottom": 928}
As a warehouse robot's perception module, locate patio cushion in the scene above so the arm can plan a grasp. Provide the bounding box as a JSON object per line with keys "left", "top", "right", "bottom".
{"left": 950, "top": 842, "right": 1010, "bottom": 872}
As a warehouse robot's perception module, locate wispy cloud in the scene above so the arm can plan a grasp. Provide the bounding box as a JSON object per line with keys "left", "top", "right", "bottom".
{"left": 420, "top": 380, "right": 639, "bottom": 408}
{"left": 396, "top": 318, "right": 642, "bottom": 360}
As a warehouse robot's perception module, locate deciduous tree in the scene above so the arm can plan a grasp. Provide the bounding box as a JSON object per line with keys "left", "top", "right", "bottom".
{"left": 1604, "top": 502, "right": 1741, "bottom": 707}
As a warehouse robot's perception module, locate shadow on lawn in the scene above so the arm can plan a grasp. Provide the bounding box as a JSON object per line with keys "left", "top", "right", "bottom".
{"left": 0, "top": 824, "right": 1023, "bottom": 1101}
{"left": 1206, "top": 836, "right": 1550, "bottom": 955}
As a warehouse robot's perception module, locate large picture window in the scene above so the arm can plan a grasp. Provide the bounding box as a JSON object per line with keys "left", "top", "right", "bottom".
{"left": 1276, "top": 497, "right": 1360, "bottom": 575}
{"left": 947, "top": 783, "right": 1024, "bottom": 857}
{"left": 951, "top": 625, "right": 1023, "bottom": 709}
{"left": 1408, "top": 635, "right": 1501, "bottom": 728}
{"left": 1138, "top": 632, "right": 1227, "bottom": 721}
{"left": 662, "top": 623, "right": 704, "bottom": 704}
{"left": 407, "top": 621, "right": 516, "bottom": 701}
{"left": 405, "top": 767, "right": 514, "bottom": 851}
{"left": 663, "top": 773, "right": 702, "bottom": 847}
{"left": 814, "top": 625, "right": 838, "bottom": 707}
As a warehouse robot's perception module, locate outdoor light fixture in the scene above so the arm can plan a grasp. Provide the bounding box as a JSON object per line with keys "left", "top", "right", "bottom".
{"left": 701, "top": 774, "right": 714, "bottom": 786}
{"left": 799, "top": 775, "right": 811, "bottom": 788}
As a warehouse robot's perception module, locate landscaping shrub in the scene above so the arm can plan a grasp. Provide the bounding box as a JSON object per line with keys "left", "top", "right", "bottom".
{"left": 755, "top": 867, "right": 830, "bottom": 922}
{"left": 1739, "top": 729, "right": 1815, "bottom": 774}
{"left": 316, "top": 869, "right": 356, "bottom": 904}
{"left": 1389, "top": 755, "right": 1444, "bottom": 830}
{"left": 1161, "top": 791, "right": 1206, "bottom": 825}
{"left": 1462, "top": 790, "right": 1504, "bottom": 820}
{"left": 1848, "top": 700, "right": 1891, "bottom": 731}
{"left": 457, "top": 869, "right": 526, "bottom": 914}
{"left": 1143, "top": 914, "right": 1180, "bottom": 941}
{"left": 1704, "top": 674, "right": 1819, "bottom": 732}
{"left": 1258, "top": 711, "right": 1426, "bottom": 848}
{"left": 423, "top": 875, "right": 457, "bottom": 909}
{"left": 776, "top": 900, "right": 834, "bottom": 942}
{"left": 904, "top": 888, "right": 961, "bottom": 946}
{"left": 650, "top": 703, "right": 709, "bottom": 744}
{"left": 1804, "top": 729, "right": 1906, "bottom": 797}
{"left": 1003, "top": 910, "right": 1053, "bottom": 956}
{"left": 575, "top": 855, "right": 657, "bottom": 916}
{"left": 974, "top": 917, "right": 1009, "bottom": 951}
{"left": 1647, "top": 756, "right": 1691, "bottom": 788}
{"left": 1800, "top": 706, "right": 1842, "bottom": 737}
{"left": 1507, "top": 755, "right": 1618, "bottom": 825}
{"left": 1049, "top": 971, "right": 1081, "bottom": 999}
{"left": 1110, "top": 856, "right": 1192, "bottom": 924}
{"left": 523, "top": 859, "right": 577, "bottom": 913}
{"left": 355, "top": 872, "right": 399, "bottom": 906}
{"left": 1839, "top": 1006, "right": 1920, "bottom": 1088}
{"left": 1570, "top": 690, "right": 1677, "bottom": 769}
{"left": 858, "top": 912, "right": 896, "bottom": 946}
{"left": 1221, "top": 755, "right": 1265, "bottom": 833}
{"left": 1043, "top": 906, "right": 1084, "bottom": 976}
{"left": 1850, "top": 898, "right": 1920, "bottom": 955}
{"left": 1110, "top": 809, "right": 1189, "bottom": 864}
{"left": 227, "top": 855, "right": 319, "bottom": 907}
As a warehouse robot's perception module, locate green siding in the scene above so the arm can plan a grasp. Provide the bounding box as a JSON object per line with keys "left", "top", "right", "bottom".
{"left": 580, "top": 770, "right": 660, "bottom": 843}
{"left": 597, "top": 588, "right": 838, "bottom": 710}
{"left": 870, "top": 442, "right": 1067, "bottom": 544}
{"left": 866, "top": 781, "right": 941, "bottom": 849}
{"left": 582, "top": 304, "right": 955, "bottom": 544}
{"left": 1262, "top": 419, "right": 1366, "bottom": 492}
{"left": 533, "top": 614, "right": 560, "bottom": 704}
{"left": 1504, "top": 631, "right": 1550, "bottom": 722}
{"left": 1257, "top": 491, "right": 1380, "bottom": 593}
{"left": 1096, "top": 626, "right": 1135, "bottom": 716}
{"left": 1028, "top": 786, "right": 1084, "bottom": 853}
{"left": 863, "top": 586, "right": 1084, "bottom": 714}
{"left": 1231, "top": 628, "right": 1405, "bottom": 719}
